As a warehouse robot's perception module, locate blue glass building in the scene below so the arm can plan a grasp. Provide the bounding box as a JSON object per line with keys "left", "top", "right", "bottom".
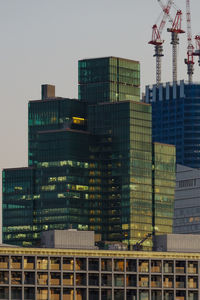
{"left": 144, "top": 80, "right": 200, "bottom": 168}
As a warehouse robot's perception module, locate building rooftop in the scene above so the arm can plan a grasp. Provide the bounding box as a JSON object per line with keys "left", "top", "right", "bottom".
{"left": 1, "top": 246, "right": 200, "bottom": 260}
{"left": 79, "top": 56, "right": 139, "bottom": 64}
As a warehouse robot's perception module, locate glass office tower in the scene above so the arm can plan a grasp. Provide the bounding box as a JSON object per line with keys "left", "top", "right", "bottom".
{"left": 78, "top": 56, "right": 140, "bottom": 104}
{"left": 145, "top": 80, "right": 200, "bottom": 168}
{"left": 87, "top": 100, "right": 175, "bottom": 248}
{"left": 3, "top": 57, "right": 176, "bottom": 249}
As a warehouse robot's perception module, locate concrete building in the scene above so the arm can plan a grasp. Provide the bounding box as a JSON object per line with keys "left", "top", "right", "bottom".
{"left": 2, "top": 57, "right": 176, "bottom": 250}
{"left": 0, "top": 244, "right": 199, "bottom": 300}
{"left": 173, "top": 164, "right": 200, "bottom": 234}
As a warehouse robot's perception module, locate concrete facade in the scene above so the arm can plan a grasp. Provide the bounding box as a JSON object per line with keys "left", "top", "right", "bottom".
{"left": 41, "top": 230, "right": 96, "bottom": 250}
{"left": 154, "top": 234, "right": 200, "bottom": 252}
{"left": 0, "top": 246, "right": 199, "bottom": 299}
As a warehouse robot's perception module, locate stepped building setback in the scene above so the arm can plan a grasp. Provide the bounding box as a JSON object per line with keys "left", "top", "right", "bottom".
{"left": 3, "top": 57, "right": 176, "bottom": 249}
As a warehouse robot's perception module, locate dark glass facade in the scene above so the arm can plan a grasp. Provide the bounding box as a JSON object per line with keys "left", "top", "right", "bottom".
{"left": 145, "top": 80, "right": 200, "bottom": 168}
{"left": 2, "top": 168, "right": 35, "bottom": 246}
{"left": 3, "top": 57, "right": 175, "bottom": 249}
{"left": 28, "top": 98, "right": 87, "bottom": 166}
{"left": 78, "top": 57, "right": 140, "bottom": 104}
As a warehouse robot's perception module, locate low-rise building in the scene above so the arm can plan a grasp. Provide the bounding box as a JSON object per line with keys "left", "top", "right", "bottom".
{"left": 0, "top": 245, "right": 199, "bottom": 300}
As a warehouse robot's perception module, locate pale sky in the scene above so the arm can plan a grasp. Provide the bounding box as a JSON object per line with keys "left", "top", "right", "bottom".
{"left": 0, "top": 0, "right": 200, "bottom": 238}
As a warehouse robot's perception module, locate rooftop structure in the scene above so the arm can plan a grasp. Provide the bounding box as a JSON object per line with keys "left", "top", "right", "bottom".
{"left": 41, "top": 230, "right": 97, "bottom": 250}
{"left": 154, "top": 233, "right": 200, "bottom": 252}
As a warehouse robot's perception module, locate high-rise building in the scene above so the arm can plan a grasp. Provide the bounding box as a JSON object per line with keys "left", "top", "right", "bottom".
{"left": 144, "top": 80, "right": 200, "bottom": 168}
{"left": 78, "top": 57, "right": 140, "bottom": 104}
{"left": 2, "top": 57, "right": 176, "bottom": 249}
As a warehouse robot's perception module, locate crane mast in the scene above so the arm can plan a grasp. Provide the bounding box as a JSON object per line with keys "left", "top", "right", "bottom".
{"left": 149, "top": 0, "right": 173, "bottom": 85}
{"left": 167, "top": 10, "right": 185, "bottom": 82}
{"left": 149, "top": 25, "right": 163, "bottom": 85}
{"left": 185, "top": 0, "right": 194, "bottom": 83}
{"left": 193, "top": 35, "right": 200, "bottom": 66}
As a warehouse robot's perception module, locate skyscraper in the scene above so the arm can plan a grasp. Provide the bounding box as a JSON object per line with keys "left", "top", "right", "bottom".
{"left": 144, "top": 80, "right": 200, "bottom": 168}
{"left": 78, "top": 57, "right": 140, "bottom": 104}
{"left": 3, "top": 57, "right": 176, "bottom": 249}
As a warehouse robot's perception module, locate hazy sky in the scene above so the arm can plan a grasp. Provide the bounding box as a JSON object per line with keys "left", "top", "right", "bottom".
{"left": 0, "top": 0, "right": 200, "bottom": 234}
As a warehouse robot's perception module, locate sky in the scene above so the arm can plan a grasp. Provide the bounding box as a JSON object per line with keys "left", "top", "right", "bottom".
{"left": 0, "top": 0, "right": 200, "bottom": 237}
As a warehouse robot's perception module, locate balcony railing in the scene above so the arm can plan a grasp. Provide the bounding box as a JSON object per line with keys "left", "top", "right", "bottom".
{"left": 0, "top": 262, "right": 8, "bottom": 269}
{"left": 176, "top": 282, "right": 185, "bottom": 288}
{"left": 37, "top": 279, "right": 48, "bottom": 285}
{"left": 11, "top": 262, "right": 21, "bottom": 269}
{"left": 139, "top": 267, "right": 149, "bottom": 273}
{"left": 163, "top": 281, "right": 173, "bottom": 288}
{"left": 50, "top": 264, "right": 60, "bottom": 270}
{"left": 63, "top": 264, "right": 73, "bottom": 271}
{"left": 139, "top": 281, "right": 149, "bottom": 287}
{"left": 151, "top": 281, "right": 161, "bottom": 288}
{"left": 24, "top": 263, "right": 34, "bottom": 269}
{"left": 176, "top": 267, "right": 185, "bottom": 274}
{"left": 163, "top": 267, "right": 173, "bottom": 273}
{"left": 63, "top": 278, "right": 73, "bottom": 286}
{"left": 188, "top": 267, "right": 197, "bottom": 274}
{"left": 50, "top": 279, "right": 60, "bottom": 285}
{"left": 50, "top": 295, "right": 60, "bottom": 300}
{"left": 151, "top": 266, "right": 161, "bottom": 273}
{"left": 188, "top": 282, "right": 197, "bottom": 289}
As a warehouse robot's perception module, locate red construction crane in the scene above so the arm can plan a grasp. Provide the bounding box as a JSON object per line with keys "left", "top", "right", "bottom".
{"left": 149, "top": 0, "right": 174, "bottom": 85}
{"left": 184, "top": 0, "right": 194, "bottom": 83}
{"left": 193, "top": 35, "right": 200, "bottom": 66}
{"left": 167, "top": 10, "right": 185, "bottom": 82}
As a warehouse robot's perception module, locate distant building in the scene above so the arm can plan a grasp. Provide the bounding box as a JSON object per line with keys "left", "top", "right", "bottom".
{"left": 2, "top": 57, "right": 176, "bottom": 249}
{"left": 173, "top": 164, "right": 200, "bottom": 234}
{"left": 144, "top": 80, "right": 200, "bottom": 168}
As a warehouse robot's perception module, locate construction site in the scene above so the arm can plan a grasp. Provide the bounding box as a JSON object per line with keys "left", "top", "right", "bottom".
{"left": 145, "top": 0, "right": 200, "bottom": 169}
{"left": 148, "top": 0, "right": 200, "bottom": 85}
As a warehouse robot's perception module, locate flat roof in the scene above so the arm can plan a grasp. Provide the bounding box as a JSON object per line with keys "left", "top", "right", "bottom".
{"left": 3, "top": 166, "right": 34, "bottom": 172}
{"left": 90, "top": 100, "right": 150, "bottom": 107}
{"left": 38, "top": 128, "right": 90, "bottom": 135}
{"left": 154, "top": 141, "right": 176, "bottom": 147}
{"left": 1, "top": 246, "right": 200, "bottom": 260}
{"left": 79, "top": 56, "right": 139, "bottom": 64}
{"left": 29, "top": 98, "right": 80, "bottom": 104}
